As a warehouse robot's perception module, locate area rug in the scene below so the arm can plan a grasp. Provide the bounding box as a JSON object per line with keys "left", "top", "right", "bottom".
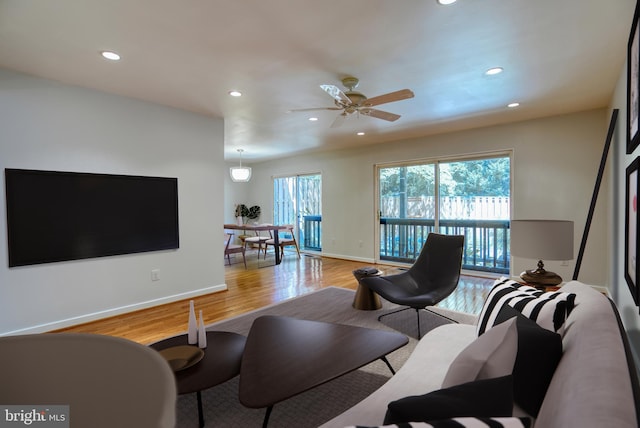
{"left": 175, "top": 286, "right": 473, "bottom": 428}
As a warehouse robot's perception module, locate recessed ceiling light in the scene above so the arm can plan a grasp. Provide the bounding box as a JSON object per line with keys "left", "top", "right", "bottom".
{"left": 100, "top": 51, "right": 120, "bottom": 61}
{"left": 228, "top": 90, "right": 242, "bottom": 97}
{"left": 357, "top": 132, "right": 365, "bottom": 136}
{"left": 485, "top": 67, "right": 504, "bottom": 76}
{"left": 309, "top": 117, "right": 318, "bottom": 121}
{"left": 507, "top": 102, "right": 520, "bottom": 108}
{"left": 437, "top": 0, "right": 457, "bottom": 5}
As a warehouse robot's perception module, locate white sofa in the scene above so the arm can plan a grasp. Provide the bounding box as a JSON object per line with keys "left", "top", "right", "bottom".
{"left": 320, "top": 281, "right": 640, "bottom": 428}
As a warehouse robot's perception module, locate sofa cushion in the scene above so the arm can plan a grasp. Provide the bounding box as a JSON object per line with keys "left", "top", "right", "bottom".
{"left": 350, "top": 416, "right": 532, "bottom": 428}
{"left": 441, "top": 317, "right": 518, "bottom": 387}
{"left": 493, "top": 305, "right": 563, "bottom": 416}
{"left": 476, "top": 277, "right": 576, "bottom": 335}
{"left": 384, "top": 375, "right": 513, "bottom": 424}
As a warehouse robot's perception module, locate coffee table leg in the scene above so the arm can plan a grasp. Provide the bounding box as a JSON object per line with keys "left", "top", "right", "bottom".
{"left": 262, "top": 405, "right": 274, "bottom": 428}
{"left": 197, "top": 391, "right": 204, "bottom": 428}
{"left": 380, "top": 356, "right": 396, "bottom": 375}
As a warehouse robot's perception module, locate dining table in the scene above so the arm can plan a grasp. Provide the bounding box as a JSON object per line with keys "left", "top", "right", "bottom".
{"left": 223, "top": 224, "right": 289, "bottom": 265}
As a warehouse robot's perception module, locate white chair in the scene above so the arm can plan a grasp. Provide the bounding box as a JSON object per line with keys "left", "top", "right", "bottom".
{"left": 264, "top": 225, "right": 301, "bottom": 260}
{"left": 0, "top": 333, "right": 176, "bottom": 428}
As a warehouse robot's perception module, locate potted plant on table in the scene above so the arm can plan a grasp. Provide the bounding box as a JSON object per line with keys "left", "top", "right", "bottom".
{"left": 247, "top": 205, "right": 261, "bottom": 222}
{"left": 234, "top": 204, "right": 249, "bottom": 225}
{"left": 234, "top": 204, "right": 261, "bottom": 244}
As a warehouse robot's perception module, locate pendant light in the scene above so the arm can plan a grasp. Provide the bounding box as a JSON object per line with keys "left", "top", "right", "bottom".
{"left": 230, "top": 149, "right": 252, "bottom": 182}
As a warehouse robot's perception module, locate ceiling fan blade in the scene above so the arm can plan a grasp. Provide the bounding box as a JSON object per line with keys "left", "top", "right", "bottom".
{"left": 330, "top": 112, "right": 347, "bottom": 128}
{"left": 287, "top": 107, "right": 342, "bottom": 112}
{"left": 360, "top": 108, "right": 401, "bottom": 122}
{"left": 320, "top": 84, "right": 352, "bottom": 105}
{"left": 362, "top": 89, "right": 414, "bottom": 107}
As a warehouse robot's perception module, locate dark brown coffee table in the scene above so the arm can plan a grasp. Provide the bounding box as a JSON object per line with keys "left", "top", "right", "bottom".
{"left": 238, "top": 315, "right": 408, "bottom": 427}
{"left": 151, "top": 331, "right": 246, "bottom": 428}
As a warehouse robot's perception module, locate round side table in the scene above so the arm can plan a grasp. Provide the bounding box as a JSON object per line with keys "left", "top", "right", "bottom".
{"left": 352, "top": 267, "right": 382, "bottom": 310}
{"left": 150, "top": 331, "right": 246, "bottom": 428}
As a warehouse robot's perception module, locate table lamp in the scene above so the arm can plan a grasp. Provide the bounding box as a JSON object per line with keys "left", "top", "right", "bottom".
{"left": 511, "top": 220, "right": 574, "bottom": 287}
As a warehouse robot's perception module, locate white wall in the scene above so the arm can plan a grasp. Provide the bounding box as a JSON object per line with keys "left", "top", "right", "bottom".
{"left": 238, "top": 109, "right": 610, "bottom": 286}
{"left": 611, "top": 59, "right": 640, "bottom": 339}
{"left": 0, "top": 69, "right": 226, "bottom": 335}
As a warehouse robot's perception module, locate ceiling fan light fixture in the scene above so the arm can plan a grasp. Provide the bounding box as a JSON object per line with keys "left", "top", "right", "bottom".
{"left": 230, "top": 149, "right": 252, "bottom": 182}
{"left": 507, "top": 102, "right": 520, "bottom": 108}
{"left": 292, "top": 77, "right": 413, "bottom": 128}
{"left": 228, "top": 90, "right": 242, "bottom": 97}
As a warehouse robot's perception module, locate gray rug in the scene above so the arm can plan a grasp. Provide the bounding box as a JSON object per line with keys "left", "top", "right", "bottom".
{"left": 175, "top": 287, "right": 472, "bottom": 428}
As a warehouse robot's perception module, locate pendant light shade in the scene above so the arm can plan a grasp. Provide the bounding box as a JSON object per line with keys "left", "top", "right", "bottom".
{"left": 230, "top": 149, "right": 252, "bottom": 182}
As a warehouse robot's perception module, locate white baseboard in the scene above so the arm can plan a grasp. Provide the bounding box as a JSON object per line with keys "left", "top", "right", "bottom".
{"left": 319, "top": 252, "right": 375, "bottom": 264}
{"left": 0, "top": 284, "right": 227, "bottom": 336}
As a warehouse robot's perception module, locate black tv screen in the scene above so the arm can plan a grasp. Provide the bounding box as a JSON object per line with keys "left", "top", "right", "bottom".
{"left": 5, "top": 169, "right": 179, "bottom": 267}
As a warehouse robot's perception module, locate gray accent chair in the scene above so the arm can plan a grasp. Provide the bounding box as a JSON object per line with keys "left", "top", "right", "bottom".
{"left": 361, "top": 233, "right": 464, "bottom": 338}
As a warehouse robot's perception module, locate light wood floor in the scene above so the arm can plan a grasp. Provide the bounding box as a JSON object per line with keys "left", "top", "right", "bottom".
{"left": 54, "top": 250, "right": 497, "bottom": 345}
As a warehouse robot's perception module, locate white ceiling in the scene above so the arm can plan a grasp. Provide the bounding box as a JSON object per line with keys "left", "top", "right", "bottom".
{"left": 0, "top": 0, "right": 635, "bottom": 162}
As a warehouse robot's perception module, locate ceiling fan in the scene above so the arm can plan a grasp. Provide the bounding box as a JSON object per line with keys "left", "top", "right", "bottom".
{"left": 290, "top": 76, "right": 414, "bottom": 128}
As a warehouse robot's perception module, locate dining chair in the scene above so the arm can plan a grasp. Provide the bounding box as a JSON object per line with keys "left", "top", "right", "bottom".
{"left": 264, "top": 225, "right": 301, "bottom": 260}
{"left": 224, "top": 232, "right": 247, "bottom": 268}
{"left": 243, "top": 226, "right": 271, "bottom": 259}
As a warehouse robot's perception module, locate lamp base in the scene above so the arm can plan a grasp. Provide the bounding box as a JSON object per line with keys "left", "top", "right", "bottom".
{"left": 519, "top": 259, "right": 563, "bottom": 288}
{"left": 520, "top": 269, "right": 562, "bottom": 288}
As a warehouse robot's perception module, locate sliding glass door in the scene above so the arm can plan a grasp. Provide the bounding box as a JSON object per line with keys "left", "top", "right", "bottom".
{"left": 379, "top": 163, "right": 436, "bottom": 262}
{"left": 377, "top": 154, "right": 511, "bottom": 273}
{"left": 273, "top": 174, "right": 322, "bottom": 252}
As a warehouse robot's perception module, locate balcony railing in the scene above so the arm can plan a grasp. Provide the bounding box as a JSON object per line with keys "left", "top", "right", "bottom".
{"left": 301, "top": 215, "right": 509, "bottom": 273}
{"left": 302, "top": 215, "right": 322, "bottom": 251}
{"left": 380, "top": 218, "right": 510, "bottom": 274}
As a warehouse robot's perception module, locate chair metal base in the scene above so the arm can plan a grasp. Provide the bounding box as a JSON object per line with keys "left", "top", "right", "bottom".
{"left": 378, "top": 306, "right": 459, "bottom": 339}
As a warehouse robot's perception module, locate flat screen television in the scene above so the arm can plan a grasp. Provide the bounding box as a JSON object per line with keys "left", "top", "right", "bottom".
{"left": 5, "top": 168, "right": 179, "bottom": 267}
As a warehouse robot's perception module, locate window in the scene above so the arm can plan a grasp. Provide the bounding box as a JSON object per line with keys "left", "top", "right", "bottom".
{"left": 377, "top": 153, "right": 511, "bottom": 273}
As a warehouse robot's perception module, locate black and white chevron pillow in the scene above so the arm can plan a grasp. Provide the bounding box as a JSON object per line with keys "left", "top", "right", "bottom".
{"left": 476, "top": 278, "right": 576, "bottom": 336}
{"left": 351, "top": 417, "right": 531, "bottom": 428}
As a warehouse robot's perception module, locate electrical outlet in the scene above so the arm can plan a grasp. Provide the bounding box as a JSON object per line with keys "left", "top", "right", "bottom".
{"left": 151, "top": 269, "right": 160, "bottom": 281}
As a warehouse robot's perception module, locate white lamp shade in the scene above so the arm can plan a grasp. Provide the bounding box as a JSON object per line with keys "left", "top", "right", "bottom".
{"left": 511, "top": 220, "right": 574, "bottom": 260}
{"left": 230, "top": 166, "right": 252, "bottom": 182}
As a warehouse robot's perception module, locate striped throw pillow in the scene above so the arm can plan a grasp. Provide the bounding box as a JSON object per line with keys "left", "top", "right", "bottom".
{"left": 476, "top": 278, "right": 576, "bottom": 336}
{"left": 351, "top": 417, "right": 532, "bottom": 428}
